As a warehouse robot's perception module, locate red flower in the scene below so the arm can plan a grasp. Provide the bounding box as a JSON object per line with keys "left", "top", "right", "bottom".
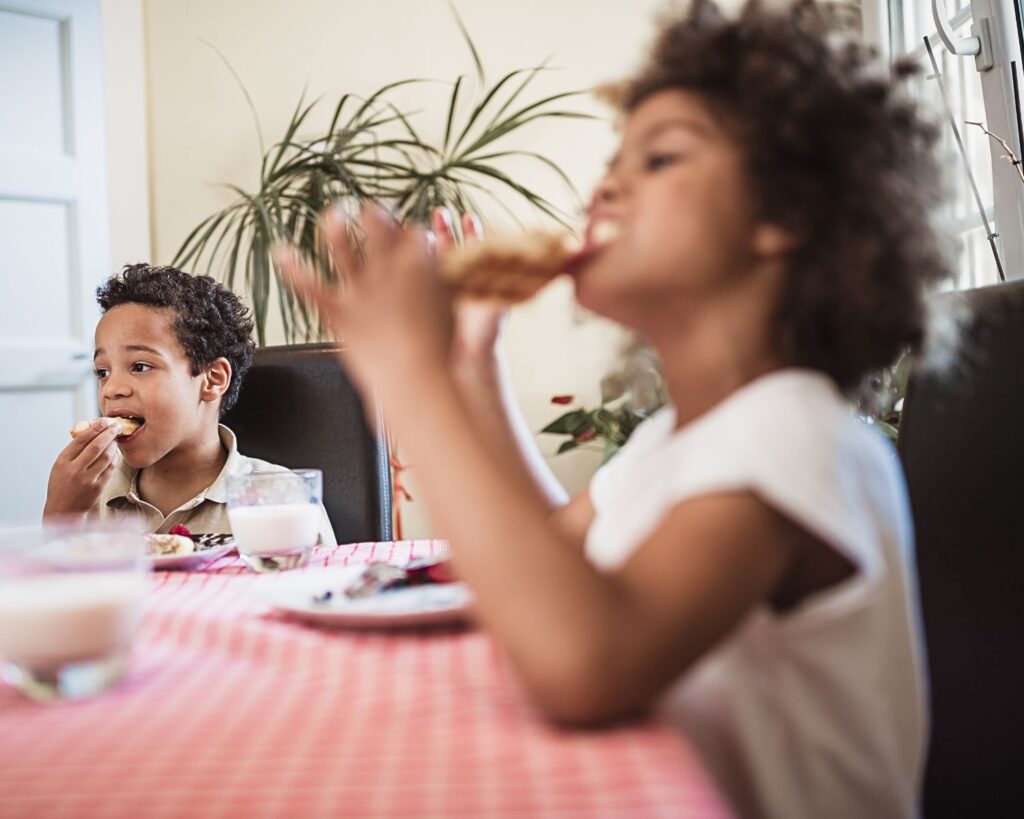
{"left": 551, "top": 395, "right": 574, "bottom": 405}
{"left": 169, "top": 524, "right": 192, "bottom": 538}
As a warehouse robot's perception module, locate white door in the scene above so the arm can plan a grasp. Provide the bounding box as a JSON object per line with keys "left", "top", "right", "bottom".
{"left": 0, "top": 0, "right": 109, "bottom": 521}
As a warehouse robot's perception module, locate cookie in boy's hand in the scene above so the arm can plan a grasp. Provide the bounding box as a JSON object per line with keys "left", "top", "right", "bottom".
{"left": 70, "top": 417, "right": 143, "bottom": 439}
{"left": 440, "top": 231, "right": 580, "bottom": 303}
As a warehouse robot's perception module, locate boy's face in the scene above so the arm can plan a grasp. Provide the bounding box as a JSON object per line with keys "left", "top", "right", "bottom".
{"left": 574, "top": 89, "right": 791, "bottom": 330}
{"left": 93, "top": 304, "right": 217, "bottom": 469}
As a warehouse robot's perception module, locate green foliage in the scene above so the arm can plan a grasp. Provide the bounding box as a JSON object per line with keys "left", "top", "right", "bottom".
{"left": 542, "top": 403, "right": 648, "bottom": 465}
{"left": 173, "top": 18, "right": 594, "bottom": 345}
{"left": 857, "top": 351, "right": 913, "bottom": 442}
{"left": 543, "top": 349, "right": 913, "bottom": 464}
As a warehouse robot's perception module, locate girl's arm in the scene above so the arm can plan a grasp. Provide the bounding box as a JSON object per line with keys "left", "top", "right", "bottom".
{"left": 280, "top": 207, "right": 803, "bottom": 724}
{"left": 450, "top": 336, "right": 570, "bottom": 508}
{"left": 390, "top": 364, "right": 802, "bottom": 725}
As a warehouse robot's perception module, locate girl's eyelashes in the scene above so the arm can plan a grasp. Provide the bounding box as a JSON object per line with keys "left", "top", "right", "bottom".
{"left": 645, "top": 152, "right": 683, "bottom": 171}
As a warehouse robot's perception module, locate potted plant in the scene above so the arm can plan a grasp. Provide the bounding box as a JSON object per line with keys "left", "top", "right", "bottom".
{"left": 543, "top": 344, "right": 913, "bottom": 462}
{"left": 173, "top": 21, "right": 592, "bottom": 344}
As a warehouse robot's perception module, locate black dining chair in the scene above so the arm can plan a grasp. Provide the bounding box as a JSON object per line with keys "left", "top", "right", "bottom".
{"left": 222, "top": 342, "right": 393, "bottom": 544}
{"left": 897, "top": 279, "right": 1024, "bottom": 819}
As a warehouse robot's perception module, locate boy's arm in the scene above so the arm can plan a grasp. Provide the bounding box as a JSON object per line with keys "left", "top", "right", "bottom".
{"left": 43, "top": 419, "right": 121, "bottom": 519}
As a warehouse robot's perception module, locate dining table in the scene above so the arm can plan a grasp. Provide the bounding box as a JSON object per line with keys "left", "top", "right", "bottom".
{"left": 0, "top": 540, "right": 734, "bottom": 818}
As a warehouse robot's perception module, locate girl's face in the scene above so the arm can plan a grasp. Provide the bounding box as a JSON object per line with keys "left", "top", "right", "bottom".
{"left": 574, "top": 89, "right": 790, "bottom": 332}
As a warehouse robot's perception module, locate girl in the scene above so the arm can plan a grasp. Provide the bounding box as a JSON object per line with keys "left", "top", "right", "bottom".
{"left": 281, "top": 1, "right": 946, "bottom": 816}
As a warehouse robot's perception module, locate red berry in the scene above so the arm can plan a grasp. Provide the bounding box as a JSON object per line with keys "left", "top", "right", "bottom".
{"left": 551, "top": 395, "right": 574, "bottom": 405}
{"left": 169, "top": 524, "right": 192, "bottom": 538}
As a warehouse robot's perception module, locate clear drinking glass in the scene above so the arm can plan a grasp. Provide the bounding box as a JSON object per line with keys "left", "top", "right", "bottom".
{"left": 226, "top": 469, "right": 322, "bottom": 572}
{"left": 0, "top": 517, "right": 148, "bottom": 703}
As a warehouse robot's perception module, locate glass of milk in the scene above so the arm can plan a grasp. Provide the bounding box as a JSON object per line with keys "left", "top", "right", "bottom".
{"left": 226, "top": 469, "right": 322, "bottom": 572}
{"left": 0, "top": 518, "right": 148, "bottom": 702}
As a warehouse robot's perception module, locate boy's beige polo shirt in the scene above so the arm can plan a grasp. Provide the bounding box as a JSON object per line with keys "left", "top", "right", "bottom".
{"left": 93, "top": 425, "right": 337, "bottom": 546}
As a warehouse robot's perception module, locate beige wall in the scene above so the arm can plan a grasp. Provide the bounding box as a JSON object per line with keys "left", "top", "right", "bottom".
{"left": 138, "top": 0, "right": 668, "bottom": 537}
{"left": 101, "top": 0, "right": 152, "bottom": 273}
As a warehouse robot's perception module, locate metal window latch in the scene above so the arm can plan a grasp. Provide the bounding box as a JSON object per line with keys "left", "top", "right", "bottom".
{"left": 932, "top": 0, "right": 994, "bottom": 71}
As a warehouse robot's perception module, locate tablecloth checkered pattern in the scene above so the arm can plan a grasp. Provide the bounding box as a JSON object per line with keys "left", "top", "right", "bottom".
{"left": 0, "top": 541, "right": 734, "bottom": 819}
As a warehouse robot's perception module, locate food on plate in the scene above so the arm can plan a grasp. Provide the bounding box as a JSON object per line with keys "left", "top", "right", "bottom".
{"left": 311, "top": 558, "right": 456, "bottom": 604}
{"left": 146, "top": 533, "right": 194, "bottom": 556}
{"left": 70, "top": 417, "right": 143, "bottom": 439}
{"left": 440, "top": 231, "right": 580, "bottom": 303}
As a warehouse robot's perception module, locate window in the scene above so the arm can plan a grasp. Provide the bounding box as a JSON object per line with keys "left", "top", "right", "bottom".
{"left": 865, "top": 0, "right": 1024, "bottom": 287}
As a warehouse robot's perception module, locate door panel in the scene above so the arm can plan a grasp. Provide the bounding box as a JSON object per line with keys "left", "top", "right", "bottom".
{"left": 0, "top": 0, "right": 108, "bottom": 521}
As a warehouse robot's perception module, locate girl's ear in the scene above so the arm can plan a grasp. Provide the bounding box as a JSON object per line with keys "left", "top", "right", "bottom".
{"left": 200, "top": 357, "right": 233, "bottom": 405}
{"left": 752, "top": 222, "right": 801, "bottom": 258}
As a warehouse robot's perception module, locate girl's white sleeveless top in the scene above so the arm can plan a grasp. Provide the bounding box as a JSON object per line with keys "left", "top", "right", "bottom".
{"left": 586, "top": 369, "right": 928, "bottom": 819}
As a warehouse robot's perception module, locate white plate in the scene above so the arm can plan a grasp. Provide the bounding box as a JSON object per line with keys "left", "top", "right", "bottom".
{"left": 251, "top": 565, "right": 473, "bottom": 629}
{"left": 149, "top": 540, "right": 235, "bottom": 571}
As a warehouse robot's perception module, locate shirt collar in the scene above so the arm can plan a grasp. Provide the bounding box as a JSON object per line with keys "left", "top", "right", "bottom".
{"left": 201, "top": 425, "right": 252, "bottom": 504}
{"left": 105, "top": 424, "right": 249, "bottom": 508}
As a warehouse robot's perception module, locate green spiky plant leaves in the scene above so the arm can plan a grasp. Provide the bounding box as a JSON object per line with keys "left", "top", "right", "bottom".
{"left": 173, "top": 14, "right": 594, "bottom": 345}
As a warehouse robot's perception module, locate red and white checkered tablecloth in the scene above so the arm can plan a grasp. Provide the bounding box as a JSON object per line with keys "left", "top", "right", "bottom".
{"left": 0, "top": 541, "right": 734, "bottom": 819}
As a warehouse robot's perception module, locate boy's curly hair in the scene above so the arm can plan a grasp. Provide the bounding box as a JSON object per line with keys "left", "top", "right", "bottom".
{"left": 96, "top": 264, "right": 256, "bottom": 414}
{"left": 619, "top": 0, "right": 952, "bottom": 390}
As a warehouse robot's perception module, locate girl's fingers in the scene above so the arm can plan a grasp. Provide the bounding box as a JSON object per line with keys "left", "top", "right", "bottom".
{"left": 321, "top": 204, "right": 359, "bottom": 286}
{"left": 432, "top": 208, "right": 457, "bottom": 254}
{"left": 462, "top": 212, "right": 483, "bottom": 243}
{"left": 360, "top": 201, "right": 398, "bottom": 263}
{"left": 276, "top": 246, "right": 348, "bottom": 333}
{"left": 388, "top": 226, "right": 433, "bottom": 284}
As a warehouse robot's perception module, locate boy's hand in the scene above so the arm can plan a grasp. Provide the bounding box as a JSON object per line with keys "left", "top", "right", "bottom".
{"left": 43, "top": 419, "right": 122, "bottom": 518}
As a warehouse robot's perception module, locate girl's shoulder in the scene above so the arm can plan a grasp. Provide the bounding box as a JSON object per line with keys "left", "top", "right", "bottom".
{"left": 589, "top": 368, "right": 908, "bottom": 575}
{"left": 599, "top": 368, "right": 881, "bottom": 480}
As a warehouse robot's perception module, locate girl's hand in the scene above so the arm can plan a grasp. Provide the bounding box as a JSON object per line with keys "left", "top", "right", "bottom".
{"left": 278, "top": 203, "right": 454, "bottom": 405}
{"left": 431, "top": 209, "right": 508, "bottom": 363}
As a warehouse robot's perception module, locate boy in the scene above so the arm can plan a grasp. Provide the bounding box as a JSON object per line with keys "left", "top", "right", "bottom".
{"left": 44, "top": 263, "right": 336, "bottom": 546}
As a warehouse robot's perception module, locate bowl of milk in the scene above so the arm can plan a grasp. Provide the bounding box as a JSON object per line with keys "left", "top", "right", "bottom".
{"left": 0, "top": 518, "right": 148, "bottom": 702}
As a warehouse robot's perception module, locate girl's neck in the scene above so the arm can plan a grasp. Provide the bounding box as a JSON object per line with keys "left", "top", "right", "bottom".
{"left": 646, "top": 294, "right": 786, "bottom": 430}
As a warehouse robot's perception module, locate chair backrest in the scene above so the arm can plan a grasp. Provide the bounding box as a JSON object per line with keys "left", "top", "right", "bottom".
{"left": 897, "top": 280, "right": 1024, "bottom": 819}
{"left": 222, "top": 342, "right": 392, "bottom": 544}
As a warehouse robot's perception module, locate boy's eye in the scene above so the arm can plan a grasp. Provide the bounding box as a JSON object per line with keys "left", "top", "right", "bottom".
{"left": 131, "top": 362, "right": 152, "bottom": 373}
{"left": 94, "top": 368, "right": 109, "bottom": 380}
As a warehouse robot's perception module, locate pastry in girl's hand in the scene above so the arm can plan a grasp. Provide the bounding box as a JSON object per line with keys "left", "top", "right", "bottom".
{"left": 440, "top": 231, "right": 580, "bottom": 303}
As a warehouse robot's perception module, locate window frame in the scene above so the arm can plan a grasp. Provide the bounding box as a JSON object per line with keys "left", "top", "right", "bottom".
{"left": 864, "top": 0, "right": 1024, "bottom": 283}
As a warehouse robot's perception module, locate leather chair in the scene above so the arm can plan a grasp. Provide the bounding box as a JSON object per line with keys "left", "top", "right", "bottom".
{"left": 897, "top": 279, "right": 1024, "bottom": 818}
{"left": 222, "top": 343, "right": 392, "bottom": 544}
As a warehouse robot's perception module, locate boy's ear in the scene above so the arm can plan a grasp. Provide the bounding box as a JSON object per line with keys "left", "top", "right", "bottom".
{"left": 199, "top": 357, "right": 233, "bottom": 405}
{"left": 753, "top": 222, "right": 801, "bottom": 258}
